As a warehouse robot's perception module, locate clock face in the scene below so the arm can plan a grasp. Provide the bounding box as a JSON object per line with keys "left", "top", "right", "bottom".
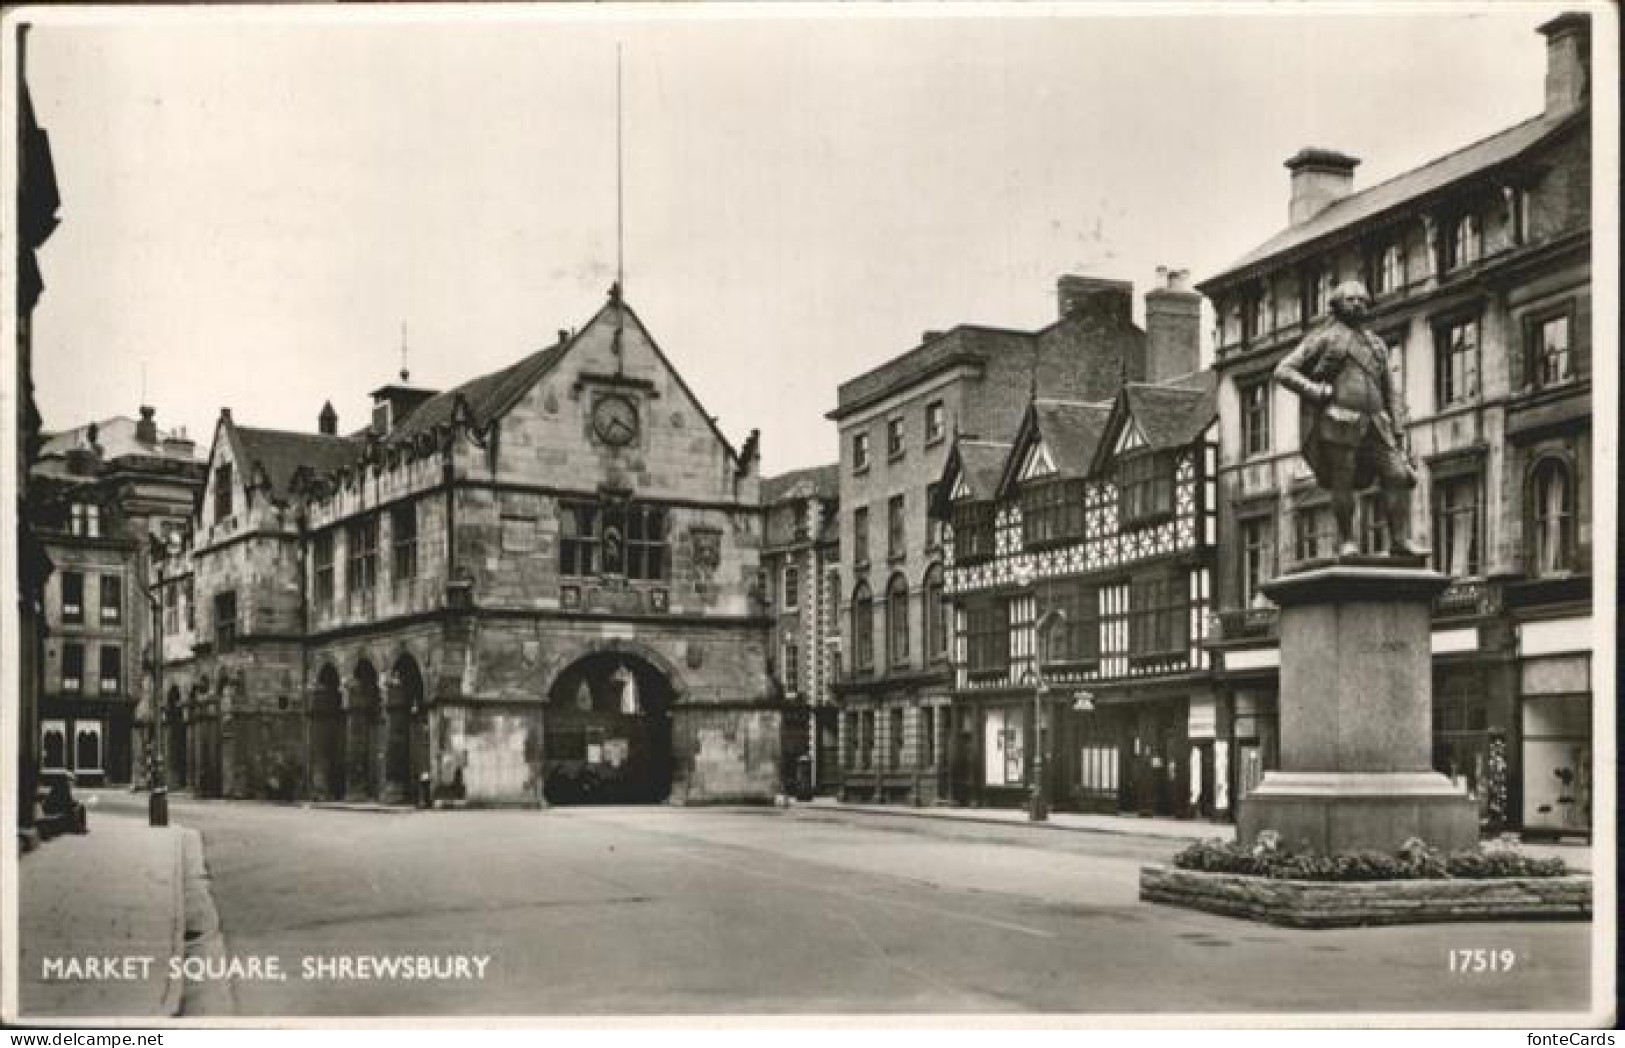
{"left": 592, "top": 395, "right": 639, "bottom": 447}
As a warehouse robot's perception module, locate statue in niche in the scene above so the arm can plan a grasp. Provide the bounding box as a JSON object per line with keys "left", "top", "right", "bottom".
{"left": 1274, "top": 280, "right": 1424, "bottom": 560}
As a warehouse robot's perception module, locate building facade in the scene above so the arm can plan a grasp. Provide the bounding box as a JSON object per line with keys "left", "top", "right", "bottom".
{"left": 933, "top": 274, "right": 1216, "bottom": 816}
{"left": 1198, "top": 14, "right": 1594, "bottom": 835}
{"left": 827, "top": 273, "right": 1202, "bottom": 805}
{"left": 758, "top": 464, "right": 840, "bottom": 793}
{"left": 29, "top": 411, "right": 204, "bottom": 787}
{"left": 15, "top": 26, "right": 58, "bottom": 843}
{"left": 155, "top": 290, "right": 781, "bottom": 806}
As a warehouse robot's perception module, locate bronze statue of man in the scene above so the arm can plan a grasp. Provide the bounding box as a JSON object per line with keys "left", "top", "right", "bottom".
{"left": 1274, "top": 280, "right": 1422, "bottom": 559}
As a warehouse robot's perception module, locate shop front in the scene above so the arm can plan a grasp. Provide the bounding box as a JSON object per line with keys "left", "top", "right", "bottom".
{"left": 1517, "top": 616, "right": 1592, "bottom": 837}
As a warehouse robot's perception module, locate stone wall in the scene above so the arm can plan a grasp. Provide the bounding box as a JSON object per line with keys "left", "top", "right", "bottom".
{"left": 1140, "top": 865, "right": 1592, "bottom": 927}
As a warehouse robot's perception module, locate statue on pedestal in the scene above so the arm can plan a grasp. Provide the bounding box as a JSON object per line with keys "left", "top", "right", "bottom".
{"left": 1274, "top": 280, "right": 1424, "bottom": 559}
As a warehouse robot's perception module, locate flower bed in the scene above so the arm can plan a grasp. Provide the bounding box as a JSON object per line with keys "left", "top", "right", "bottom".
{"left": 1171, "top": 832, "right": 1567, "bottom": 882}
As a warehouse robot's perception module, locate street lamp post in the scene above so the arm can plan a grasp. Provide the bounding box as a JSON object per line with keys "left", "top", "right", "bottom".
{"left": 1027, "top": 608, "right": 1067, "bottom": 822}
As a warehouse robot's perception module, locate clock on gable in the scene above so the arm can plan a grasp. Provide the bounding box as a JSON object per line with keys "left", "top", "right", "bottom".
{"left": 591, "top": 394, "right": 640, "bottom": 447}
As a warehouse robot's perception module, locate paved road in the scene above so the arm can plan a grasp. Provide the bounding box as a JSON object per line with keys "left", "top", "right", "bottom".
{"left": 104, "top": 793, "right": 1592, "bottom": 1017}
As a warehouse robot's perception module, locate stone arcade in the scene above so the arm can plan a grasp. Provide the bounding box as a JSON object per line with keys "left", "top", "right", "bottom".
{"left": 153, "top": 289, "right": 781, "bottom": 806}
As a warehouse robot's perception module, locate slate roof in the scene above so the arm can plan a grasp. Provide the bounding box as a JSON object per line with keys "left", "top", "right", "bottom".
{"left": 1203, "top": 110, "right": 1582, "bottom": 288}
{"left": 953, "top": 439, "right": 1013, "bottom": 501}
{"left": 385, "top": 338, "right": 574, "bottom": 444}
{"left": 232, "top": 426, "right": 364, "bottom": 499}
{"left": 1030, "top": 399, "right": 1114, "bottom": 478}
{"left": 761, "top": 463, "right": 839, "bottom": 506}
{"left": 38, "top": 416, "right": 199, "bottom": 464}
{"left": 1120, "top": 371, "right": 1217, "bottom": 451}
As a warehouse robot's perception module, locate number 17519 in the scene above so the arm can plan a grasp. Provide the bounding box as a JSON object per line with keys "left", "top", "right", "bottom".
{"left": 1449, "top": 948, "right": 1517, "bottom": 973}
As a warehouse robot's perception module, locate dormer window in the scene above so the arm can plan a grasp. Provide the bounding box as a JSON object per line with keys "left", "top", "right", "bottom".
{"left": 1117, "top": 450, "right": 1175, "bottom": 526}
{"left": 1021, "top": 478, "right": 1085, "bottom": 548}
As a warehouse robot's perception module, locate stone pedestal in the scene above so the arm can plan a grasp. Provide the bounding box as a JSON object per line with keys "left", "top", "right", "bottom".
{"left": 1237, "top": 565, "right": 1478, "bottom": 853}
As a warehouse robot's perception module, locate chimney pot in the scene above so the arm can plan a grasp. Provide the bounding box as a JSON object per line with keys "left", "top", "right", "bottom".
{"left": 136, "top": 405, "right": 158, "bottom": 445}
{"left": 1144, "top": 265, "right": 1202, "bottom": 384}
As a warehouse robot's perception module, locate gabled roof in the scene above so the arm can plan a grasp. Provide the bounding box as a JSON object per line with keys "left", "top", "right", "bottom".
{"left": 994, "top": 398, "right": 1114, "bottom": 499}
{"left": 761, "top": 463, "right": 839, "bottom": 505}
{"left": 385, "top": 336, "right": 576, "bottom": 444}
{"left": 1202, "top": 109, "right": 1584, "bottom": 289}
{"left": 933, "top": 437, "right": 1012, "bottom": 518}
{"left": 38, "top": 416, "right": 199, "bottom": 465}
{"left": 231, "top": 426, "right": 364, "bottom": 500}
{"left": 1090, "top": 372, "right": 1217, "bottom": 474}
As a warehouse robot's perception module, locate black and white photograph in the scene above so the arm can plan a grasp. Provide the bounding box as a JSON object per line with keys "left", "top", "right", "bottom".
{"left": 2, "top": 1, "right": 1615, "bottom": 1030}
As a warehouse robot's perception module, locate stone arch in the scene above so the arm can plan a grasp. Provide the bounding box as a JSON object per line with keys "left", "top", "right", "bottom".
{"left": 311, "top": 662, "right": 346, "bottom": 800}
{"left": 383, "top": 652, "right": 428, "bottom": 804}
{"left": 538, "top": 638, "right": 691, "bottom": 707}
{"left": 348, "top": 657, "right": 382, "bottom": 800}
{"left": 541, "top": 644, "right": 682, "bottom": 805}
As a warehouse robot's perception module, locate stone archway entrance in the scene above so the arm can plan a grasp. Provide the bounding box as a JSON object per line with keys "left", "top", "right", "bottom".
{"left": 384, "top": 654, "right": 427, "bottom": 804}
{"left": 544, "top": 653, "right": 676, "bottom": 805}
{"left": 349, "top": 660, "right": 381, "bottom": 800}
{"left": 311, "top": 664, "right": 346, "bottom": 800}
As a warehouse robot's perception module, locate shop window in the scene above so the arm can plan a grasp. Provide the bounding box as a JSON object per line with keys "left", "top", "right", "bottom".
{"left": 41, "top": 721, "right": 67, "bottom": 771}
{"left": 61, "top": 643, "right": 84, "bottom": 695}
{"left": 392, "top": 502, "right": 419, "bottom": 581}
{"left": 965, "top": 598, "right": 1010, "bottom": 681}
{"left": 313, "top": 531, "right": 335, "bottom": 608}
{"left": 1037, "top": 582, "right": 1099, "bottom": 666}
{"left": 860, "top": 711, "right": 876, "bottom": 771}
{"left": 1435, "top": 316, "right": 1480, "bottom": 408}
{"left": 100, "top": 575, "right": 122, "bottom": 625}
{"left": 951, "top": 501, "right": 995, "bottom": 565}
{"left": 888, "top": 707, "right": 905, "bottom": 769}
{"left": 61, "top": 571, "right": 83, "bottom": 624}
{"left": 852, "top": 583, "right": 874, "bottom": 673}
{"left": 1022, "top": 478, "right": 1085, "bottom": 548}
{"left": 1239, "top": 378, "right": 1272, "bottom": 458}
{"left": 984, "top": 706, "right": 1025, "bottom": 786}
{"left": 886, "top": 574, "right": 910, "bottom": 667}
{"left": 844, "top": 712, "right": 858, "bottom": 771}
{"left": 75, "top": 724, "right": 103, "bottom": 773}
{"left": 1529, "top": 458, "right": 1576, "bottom": 577}
{"left": 347, "top": 515, "right": 379, "bottom": 592}
{"left": 1117, "top": 451, "right": 1175, "bottom": 526}
{"left": 920, "top": 707, "right": 936, "bottom": 767}
{"left": 1432, "top": 472, "right": 1483, "bottom": 579}
{"left": 1128, "top": 572, "right": 1189, "bottom": 661}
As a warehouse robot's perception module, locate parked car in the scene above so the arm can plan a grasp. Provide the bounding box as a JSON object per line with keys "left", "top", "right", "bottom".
{"left": 36, "top": 770, "right": 88, "bottom": 839}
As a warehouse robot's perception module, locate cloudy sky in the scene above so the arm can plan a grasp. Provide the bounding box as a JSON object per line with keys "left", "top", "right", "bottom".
{"left": 21, "top": 3, "right": 1580, "bottom": 474}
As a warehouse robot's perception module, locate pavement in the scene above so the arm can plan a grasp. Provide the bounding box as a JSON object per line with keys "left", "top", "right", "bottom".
{"left": 15, "top": 803, "right": 191, "bottom": 1019}
{"left": 11, "top": 789, "right": 1597, "bottom": 1020}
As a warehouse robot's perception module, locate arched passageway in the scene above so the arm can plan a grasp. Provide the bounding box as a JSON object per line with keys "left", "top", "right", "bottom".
{"left": 311, "top": 664, "right": 346, "bottom": 800}
{"left": 349, "top": 660, "right": 381, "bottom": 800}
{"left": 544, "top": 653, "right": 675, "bottom": 805}
{"left": 384, "top": 654, "right": 427, "bottom": 803}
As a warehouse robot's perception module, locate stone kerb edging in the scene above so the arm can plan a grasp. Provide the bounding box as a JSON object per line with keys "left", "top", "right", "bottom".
{"left": 1140, "top": 865, "right": 1592, "bottom": 928}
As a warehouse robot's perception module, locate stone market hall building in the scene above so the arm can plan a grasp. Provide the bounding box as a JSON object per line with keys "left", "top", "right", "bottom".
{"left": 154, "top": 289, "right": 779, "bottom": 806}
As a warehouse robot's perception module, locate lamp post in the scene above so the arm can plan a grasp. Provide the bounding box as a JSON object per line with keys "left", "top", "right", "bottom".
{"left": 1026, "top": 607, "right": 1067, "bottom": 822}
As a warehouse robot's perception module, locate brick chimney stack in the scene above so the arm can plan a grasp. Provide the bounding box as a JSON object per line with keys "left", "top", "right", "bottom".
{"left": 1057, "top": 274, "right": 1133, "bottom": 324}
{"left": 1144, "top": 266, "right": 1202, "bottom": 383}
{"left": 1285, "top": 148, "right": 1360, "bottom": 226}
{"left": 1538, "top": 13, "right": 1590, "bottom": 116}
{"left": 135, "top": 405, "right": 158, "bottom": 445}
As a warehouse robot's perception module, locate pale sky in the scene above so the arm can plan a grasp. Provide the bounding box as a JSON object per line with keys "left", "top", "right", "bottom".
{"left": 22, "top": 3, "right": 1580, "bottom": 474}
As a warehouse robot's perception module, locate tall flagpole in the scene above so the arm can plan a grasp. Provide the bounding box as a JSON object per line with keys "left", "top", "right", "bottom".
{"left": 616, "top": 42, "right": 624, "bottom": 296}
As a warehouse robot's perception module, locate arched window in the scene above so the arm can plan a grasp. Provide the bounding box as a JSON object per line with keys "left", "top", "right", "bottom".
{"left": 887, "top": 574, "right": 910, "bottom": 667}
{"left": 852, "top": 583, "right": 873, "bottom": 673}
{"left": 923, "top": 563, "right": 947, "bottom": 662}
{"left": 1531, "top": 458, "right": 1576, "bottom": 576}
